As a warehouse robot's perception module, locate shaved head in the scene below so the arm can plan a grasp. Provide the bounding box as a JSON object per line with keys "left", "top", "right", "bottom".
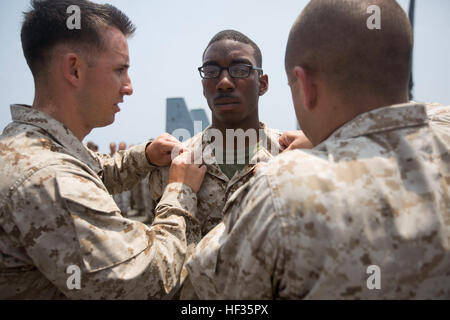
{"left": 286, "top": 0, "right": 413, "bottom": 99}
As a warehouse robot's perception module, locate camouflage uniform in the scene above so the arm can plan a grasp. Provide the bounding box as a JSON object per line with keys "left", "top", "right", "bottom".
{"left": 148, "top": 122, "right": 282, "bottom": 236}
{"left": 424, "top": 101, "right": 450, "bottom": 135}
{"left": 178, "top": 102, "right": 450, "bottom": 299}
{"left": 0, "top": 105, "right": 200, "bottom": 299}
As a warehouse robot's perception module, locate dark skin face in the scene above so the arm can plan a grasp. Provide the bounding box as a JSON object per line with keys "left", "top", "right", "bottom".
{"left": 201, "top": 40, "right": 268, "bottom": 135}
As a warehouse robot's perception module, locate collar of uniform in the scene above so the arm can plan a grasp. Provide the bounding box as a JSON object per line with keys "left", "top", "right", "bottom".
{"left": 228, "top": 125, "right": 277, "bottom": 185}
{"left": 325, "top": 102, "right": 428, "bottom": 142}
{"left": 195, "top": 121, "right": 281, "bottom": 183}
{"left": 10, "top": 104, "right": 102, "bottom": 173}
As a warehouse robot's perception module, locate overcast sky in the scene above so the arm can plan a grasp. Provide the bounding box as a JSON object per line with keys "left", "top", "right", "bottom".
{"left": 1, "top": 0, "right": 449, "bottom": 153}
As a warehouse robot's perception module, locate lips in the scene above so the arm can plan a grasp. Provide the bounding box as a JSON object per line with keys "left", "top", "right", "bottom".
{"left": 114, "top": 100, "right": 124, "bottom": 112}
{"left": 114, "top": 103, "right": 122, "bottom": 113}
{"left": 214, "top": 96, "right": 241, "bottom": 107}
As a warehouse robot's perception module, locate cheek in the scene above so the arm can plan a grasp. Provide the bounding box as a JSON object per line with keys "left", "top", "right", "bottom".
{"left": 203, "top": 83, "right": 215, "bottom": 104}
{"left": 202, "top": 84, "right": 208, "bottom": 99}
{"left": 245, "top": 82, "right": 260, "bottom": 105}
{"left": 290, "top": 89, "right": 302, "bottom": 116}
{"left": 247, "top": 78, "right": 260, "bottom": 97}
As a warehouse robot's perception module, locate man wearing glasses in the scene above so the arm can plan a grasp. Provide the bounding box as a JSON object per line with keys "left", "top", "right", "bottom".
{"left": 182, "top": 0, "right": 450, "bottom": 299}
{"left": 148, "top": 30, "right": 282, "bottom": 283}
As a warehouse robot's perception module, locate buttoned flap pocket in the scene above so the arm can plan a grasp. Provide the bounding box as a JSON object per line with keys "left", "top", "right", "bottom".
{"left": 56, "top": 175, "right": 149, "bottom": 273}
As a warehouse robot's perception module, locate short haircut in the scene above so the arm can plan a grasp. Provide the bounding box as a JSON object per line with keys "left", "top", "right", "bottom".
{"left": 203, "top": 30, "right": 263, "bottom": 68}
{"left": 21, "top": 0, "right": 136, "bottom": 78}
{"left": 285, "top": 0, "right": 413, "bottom": 98}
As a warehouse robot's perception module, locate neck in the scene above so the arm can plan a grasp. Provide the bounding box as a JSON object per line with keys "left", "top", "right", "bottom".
{"left": 313, "top": 92, "right": 409, "bottom": 145}
{"left": 211, "top": 114, "right": 261, "bottom": 150}
{"left": 211, "top": 112, "right": 261, "bottom": 134}
{"left": 32, "top": 87, "right": 90, "bottom": 142}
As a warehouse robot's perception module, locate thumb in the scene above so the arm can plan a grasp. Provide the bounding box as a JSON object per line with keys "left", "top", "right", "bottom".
{"left": 279, "top": 136, "right": 288, "bottom": 149}
{"left": 281, "top": 145, "right": 293, "bottom": 153}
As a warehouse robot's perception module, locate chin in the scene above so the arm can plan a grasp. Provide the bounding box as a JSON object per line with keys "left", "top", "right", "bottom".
{"left": 219, "top": 116, "right": 247, "bottom": 128}
{"left": 98, "top": 117, "right": 115, "bottom": 128}
{"left": 107, "top": 117, "right": 116, "bottom": 126}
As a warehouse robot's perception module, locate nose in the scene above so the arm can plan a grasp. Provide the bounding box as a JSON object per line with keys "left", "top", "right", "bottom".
{"left": 216, "top": 69, "right": 235, "bottom": 92}
{"left": 121, "top": 74, "right": 133, "bottom": 96}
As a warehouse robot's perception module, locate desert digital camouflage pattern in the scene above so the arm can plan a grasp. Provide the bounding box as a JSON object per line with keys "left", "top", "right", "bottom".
{"left": 149, "top": 122, "right": 282, "bottom": 236}
{"left": 0, "top": 104, "right": 200, "bottom": 299}
{"left": 424, "top": 102, "right": 450, "bottom": 135}
{"left": 184, "top": 102, "right": 450, "bottom": 299}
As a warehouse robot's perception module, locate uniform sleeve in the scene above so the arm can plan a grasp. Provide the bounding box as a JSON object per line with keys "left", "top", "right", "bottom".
{"left": 148, "top": 166, "right": 170, "bottom": 218}
{"left": 11, "top": 164, "right": 200, "bottom": 299}
{"left": 155, "top": 182, "right": 201, "bottom": 245}
{"left": 185, "top": 174, "right": 283, "bottom": 299}
{"left": 94, "top": 142, "right": 157, "bottom": 195}
{"left": 154, "top": 181, "right": 207, "bottom": 299}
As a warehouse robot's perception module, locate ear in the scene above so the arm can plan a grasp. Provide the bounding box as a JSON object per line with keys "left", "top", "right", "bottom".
{"left": 258, "top": 74, "right": 269, "bottom": 96}
{"left": 62, "top": 52, "right": 83, "bottom": 88}
{"left": 293, "top": 66, "right": 317, "bottom": 111}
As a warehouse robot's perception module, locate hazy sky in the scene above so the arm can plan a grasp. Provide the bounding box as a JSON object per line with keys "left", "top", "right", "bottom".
{"left": 1, "top": 0, "right": 449, "bottom": 153}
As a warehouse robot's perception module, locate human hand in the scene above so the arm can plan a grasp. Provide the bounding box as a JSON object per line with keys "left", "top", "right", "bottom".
{"left": 168, "top": 151, "right": 207, "bottom": 193}
{"left": 279, "top": 130, "right": 313, "bottom": 152}
{"left": 145, "top": 133, "right": 183, "bottom": 166}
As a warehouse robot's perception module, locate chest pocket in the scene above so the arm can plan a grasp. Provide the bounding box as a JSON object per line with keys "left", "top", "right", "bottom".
{"left": 56, "top": 175, "right": 149, "bottom": 273}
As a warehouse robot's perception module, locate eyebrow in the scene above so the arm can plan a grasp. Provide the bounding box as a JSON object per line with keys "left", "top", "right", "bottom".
{"left": 202, "top": 58, "right": 254, "bottom": 66}
{"left": 117, "top": 63, "right": 130, "bottom": 69}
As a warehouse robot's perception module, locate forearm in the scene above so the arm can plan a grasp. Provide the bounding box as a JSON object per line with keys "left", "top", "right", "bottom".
{"left": 14, "top": 169, "right": 199, "bottom": 299}
{"left": 64, "top": 213, "right": 196, "bottom": 299}
{"left": 22, "top": 196, "right": 199, "bottom": 299}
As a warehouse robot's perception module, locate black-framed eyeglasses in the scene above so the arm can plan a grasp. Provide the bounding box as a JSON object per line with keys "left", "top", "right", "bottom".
{"left": 198, "top": 64, "right": 263, "bottom": 79}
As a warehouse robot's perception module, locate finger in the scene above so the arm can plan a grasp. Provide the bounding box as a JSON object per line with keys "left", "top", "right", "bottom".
{"left": 163, "top": 137, "right": 181, "bottom": 145}
{"left": 199, "top": 165, "right": 207, "bottom": 175}
{"left": 158, "top": 133, "right": 172, "bottom": 141}
{"left": 162, "top": 143, "right": 183, "bottom": 157}
{"left": 161, "top": 140, "right": 182, "bottom": 150}
{"left": 177, "top": 150, "right": 193, "bottom": 164}
{"left": 162, "top": 133, "right": 181, "bottom": 143}
{"left": 279, "top": 135, "right": 291, "bottom": 149}
{"left": 170, "top": 144, "right": 183, "bottom": 161}
{"left": 161, "top": 153, "right": 173, "bottom": 165}
{"left": 281, "top": 144, "right": 293, "bottom": 153}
